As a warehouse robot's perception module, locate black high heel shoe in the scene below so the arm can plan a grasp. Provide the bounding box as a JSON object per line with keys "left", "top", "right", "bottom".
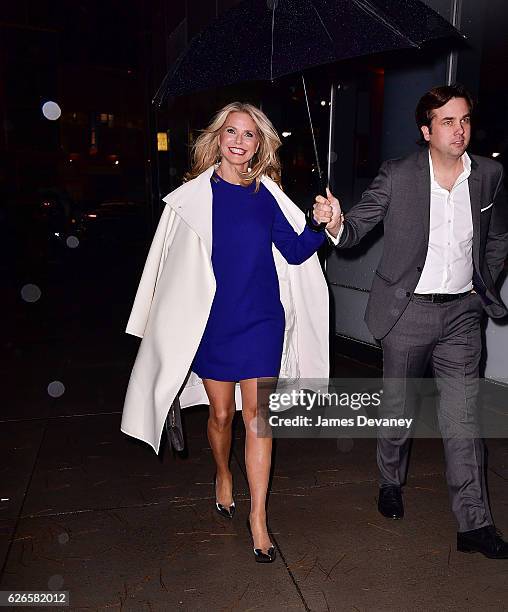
{"left": 247, "top": 519, "right": 276, "bottom": 563}
{"left": 214, "top": 477, "right": 235, "bottom": 519}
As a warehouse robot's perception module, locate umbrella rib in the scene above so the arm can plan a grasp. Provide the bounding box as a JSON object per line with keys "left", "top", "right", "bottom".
{"left": 308, "top": 0, "right": 334, "bottom": 44}
{"left": 352, "top": 0, "right": 420, "bottom": 48}
{"left": 270, "top": 4, "right": 276, "bottom": 81}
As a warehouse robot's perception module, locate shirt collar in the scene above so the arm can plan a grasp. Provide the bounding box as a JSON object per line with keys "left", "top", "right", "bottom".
{"left": 428, "top": 150, "right": 471, "bottom": 186}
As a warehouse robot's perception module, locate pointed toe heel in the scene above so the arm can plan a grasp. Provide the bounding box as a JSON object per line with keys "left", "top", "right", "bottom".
{"left": 253, "top": 545, "right": 276, "bottom": 563}
{"left": 214, "top": 476, "right": 235, "bottom": 519}
{"left": 247, "top": 519, "right": 276, "bottom": 563}
{"left": 215, "top": 500, "right": 236, "bottom": 519}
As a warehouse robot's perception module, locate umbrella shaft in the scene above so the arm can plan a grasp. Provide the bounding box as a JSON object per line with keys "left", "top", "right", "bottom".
{"left": 302, "top": 74, "right": 324, "bottom": 192}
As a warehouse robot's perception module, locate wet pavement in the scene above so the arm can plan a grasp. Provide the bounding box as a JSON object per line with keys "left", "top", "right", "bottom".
{"left": 3, "top": 244, "right": 508, "bottom": 611}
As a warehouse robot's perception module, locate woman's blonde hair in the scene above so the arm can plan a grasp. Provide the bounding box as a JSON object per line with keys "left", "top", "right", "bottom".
{"left": 184, "top": 102, "right": 282, "bottom": 190}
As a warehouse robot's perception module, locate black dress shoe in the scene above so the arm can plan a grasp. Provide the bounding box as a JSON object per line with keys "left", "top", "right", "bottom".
{"left": 457, "top": 525, "right": 508, "bottom": 559}
{"left": 378, "top": 485, "right": 404, "bottom": 520}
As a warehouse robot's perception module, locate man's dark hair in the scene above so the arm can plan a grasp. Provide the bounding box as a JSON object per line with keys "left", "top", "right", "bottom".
{"left": 415, "top": 84, "right": 474, "bottom": 144}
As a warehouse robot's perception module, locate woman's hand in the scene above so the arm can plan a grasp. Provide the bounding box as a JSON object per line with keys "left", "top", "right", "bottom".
{"left": 314, "top": 188, "right": 343, "bottom": 237}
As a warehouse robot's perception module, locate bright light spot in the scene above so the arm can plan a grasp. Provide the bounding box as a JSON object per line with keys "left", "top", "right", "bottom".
{"left": 66, "top": 235, "right": 79, "bottom": 248}
{"left": 320, "top": 100, "right": 326, "bottom": 106}
{"left": 54, "top": 232, "right": 60, "bottom": 237}
{"left": 42, "top": 101, "right": 62, "bottom": 121}
{"left": 492, "top": 152, "right": 500, "bottom": 158}
{"left": 114, "top": 160, "right": 119, "bottom": 165}
{"left": 47, "top": 381, "right": 65, "bottom": 398}
{"left": 21, "top": 284, "right": 41, "bottom": 303}
{"left": 281, "top": 131, "right": 292, "bottom": 138}
{"left": 87, "top": 213, "right": 97, "bottom": 218}
{"left": 1, "top": 498, "right": 9, "bottom": 502}
{"left": 157, "top": 132, "right": 168, "bottom": 151}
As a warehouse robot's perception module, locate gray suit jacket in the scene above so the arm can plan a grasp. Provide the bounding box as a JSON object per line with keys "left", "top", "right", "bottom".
{"left": 337, "top": 149, "right": 508, "bottom": 340}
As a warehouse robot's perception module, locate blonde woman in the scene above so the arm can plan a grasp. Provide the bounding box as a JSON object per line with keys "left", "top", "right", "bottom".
{"left": 122, "top": 102, "right": 331, "bottom": 563}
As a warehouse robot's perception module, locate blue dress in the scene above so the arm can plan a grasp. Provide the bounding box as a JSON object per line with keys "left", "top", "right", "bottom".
{"left": 192, "top": 174, "right": 325, "bottom": 382}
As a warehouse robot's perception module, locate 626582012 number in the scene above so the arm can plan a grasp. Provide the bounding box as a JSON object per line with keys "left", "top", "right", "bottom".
{"left": 0, "top": 591, "right": 69, "bottom": 607}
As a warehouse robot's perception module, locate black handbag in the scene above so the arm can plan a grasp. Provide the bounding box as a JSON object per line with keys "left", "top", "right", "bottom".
{"left": 165, "top": 396, "right": 184, "bottom": 452}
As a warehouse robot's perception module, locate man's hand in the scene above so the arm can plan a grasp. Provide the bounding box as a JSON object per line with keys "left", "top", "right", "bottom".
{"left": 314, "top": 187, "right": 343, "bottom": 237}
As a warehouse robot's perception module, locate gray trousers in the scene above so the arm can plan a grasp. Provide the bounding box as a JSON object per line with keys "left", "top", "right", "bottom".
{"left": 378, "top": 292, "right": 493, "bottom": 532}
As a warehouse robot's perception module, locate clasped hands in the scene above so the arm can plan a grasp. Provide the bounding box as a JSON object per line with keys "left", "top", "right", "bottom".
{"left": 312, "top": 188, "right": 343, "bottom": 237}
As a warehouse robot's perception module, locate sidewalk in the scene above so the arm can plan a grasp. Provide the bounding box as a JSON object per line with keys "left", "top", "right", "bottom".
{"left": 3, "top": 252, "right": 507, "bottom": 611}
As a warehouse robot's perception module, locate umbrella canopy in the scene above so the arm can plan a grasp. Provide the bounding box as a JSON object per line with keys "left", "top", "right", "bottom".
{"left": 154, "top": 0, "right": 462, "bottom": 103}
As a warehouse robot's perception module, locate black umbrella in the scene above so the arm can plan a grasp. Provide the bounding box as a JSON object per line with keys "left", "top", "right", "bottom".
{"left": 154, "top": 0, "right": 462, "bottom": 102}
{"left": 153, "top": 0, "right": 462, "bottom": 213}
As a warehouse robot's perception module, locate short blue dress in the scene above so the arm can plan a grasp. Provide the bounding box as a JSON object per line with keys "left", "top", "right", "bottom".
{"left": 192, "top": 174, "right": 325, "bottom": 382}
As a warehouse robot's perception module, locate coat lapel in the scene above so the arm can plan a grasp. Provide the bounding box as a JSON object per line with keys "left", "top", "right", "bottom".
{"left": 468, "top": 156, "right": 482, "bottom": 271}
{"left": 162, "top": 166, "right": 214, "bottom": 256}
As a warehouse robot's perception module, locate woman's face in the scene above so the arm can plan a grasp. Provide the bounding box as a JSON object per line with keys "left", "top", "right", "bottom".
{"left": 218, "top": 112, "right": 259, "bottom": 170}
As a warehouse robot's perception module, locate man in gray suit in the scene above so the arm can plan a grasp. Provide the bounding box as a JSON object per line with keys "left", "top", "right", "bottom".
{"left": 314, "top": 84, "right": 508, "bottom": 558}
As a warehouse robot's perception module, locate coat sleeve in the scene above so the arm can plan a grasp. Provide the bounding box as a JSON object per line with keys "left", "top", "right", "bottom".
{"left": 125, "top": 205, "right": 177, "bottom": 337}
{"left": 484, "top": 167, "right": 508, "bottom": 285}
{"left": 337, "top": 160, "right": 392, "bottom": 248}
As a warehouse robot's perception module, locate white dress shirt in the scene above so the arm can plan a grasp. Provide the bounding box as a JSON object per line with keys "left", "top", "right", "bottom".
{"left": 415, "top": 151, "right": 473, "bottom": 294}
{"left": 327, "top": 151, "right": 474, "bottom": 294}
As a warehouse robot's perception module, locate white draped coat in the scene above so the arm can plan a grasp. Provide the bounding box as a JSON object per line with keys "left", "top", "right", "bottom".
{"left": 121, "top": 166, "right": 329, "bottom": 453}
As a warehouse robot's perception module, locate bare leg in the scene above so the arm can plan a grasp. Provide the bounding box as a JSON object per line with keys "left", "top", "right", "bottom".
{"left": 240, "top": 377, "right": 275, "bottom": 552}
{"left": 203, "top": 379, "right": 235, "bottom": 506}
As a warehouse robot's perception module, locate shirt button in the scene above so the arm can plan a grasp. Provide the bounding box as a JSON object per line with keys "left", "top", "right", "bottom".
{"left": 405, "top": 291, "right": 411, "bottom": 297}
{"left": 416, "top": 266, "right": 422, "bottom": 272}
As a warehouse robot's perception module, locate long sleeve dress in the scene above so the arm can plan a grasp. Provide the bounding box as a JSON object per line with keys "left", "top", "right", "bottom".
{"left": 192, "top": 173, "right": 325, "bottom": 382}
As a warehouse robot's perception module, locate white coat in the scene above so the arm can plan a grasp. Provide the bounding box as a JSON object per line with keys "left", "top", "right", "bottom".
{"left": 121, "top": 166, "right": 329, "bottom": 453}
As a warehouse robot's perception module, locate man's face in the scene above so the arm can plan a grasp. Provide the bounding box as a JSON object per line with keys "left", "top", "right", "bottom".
{"left": 420, "top": 97, "right": 471, "bottom": 159}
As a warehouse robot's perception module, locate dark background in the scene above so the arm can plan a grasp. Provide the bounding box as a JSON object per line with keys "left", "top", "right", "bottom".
{"left": 2, "top": 0, "right": 507, "bottom": 351}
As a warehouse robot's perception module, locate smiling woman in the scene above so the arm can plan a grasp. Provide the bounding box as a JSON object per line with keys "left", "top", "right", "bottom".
{"left": 219, "top": 113, "right": 259, "bottom": 169}
{"left": 122, "top": 101, "right": 332, "bottom": 565}
{"left": 184, "top": 102, "right": 282, "bottom": 189}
